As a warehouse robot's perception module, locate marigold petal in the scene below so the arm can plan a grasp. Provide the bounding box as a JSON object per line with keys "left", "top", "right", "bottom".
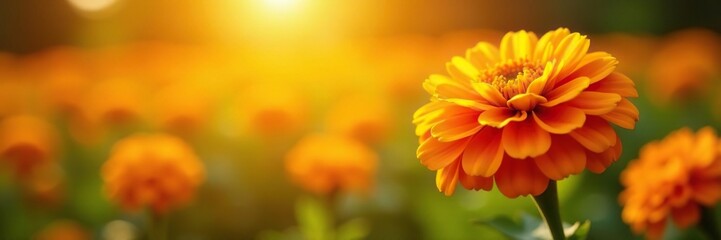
{"left": 541, "top": 77, "right": 590, "bottom": 107}
{"left": 413, "top": 101, "right": 451, "bottom": 136}
{"left": 566, "top": 51, "right": 618, "bottom": 84}
{"left": 533, "top": 135, "right": 586, "bottom": 180}
{"left": 442, "top": 98, "right": 496, "bottom": 111}
{"left": 569, "top": 116, "right": 617, "bottom": 153}
{"left": 671, "top": 202, "right": 699, "bottom": 229}
{"left": 500, "top": 30, "right": 538, "bottom": 60}
{"left": 431, "top": 112, "right": 482, "bottom": 142}
{"left": 417, "top": 136, "right": 469, "bottom": 170}
{"left": 435, "top": 160, "right": 460, "bottom": 196}
{"left": 534, "top": 28, "right": 571, "bottom": 62}
{"left": 459, "top": 168, "right": 494, "bottom": 191}
{"left": 691, "top": 127, "right": 717, "bottom": 167}
{"left": 589, "top": 72, "right": 638, "bottom": 97}
{"left": 502, "top": 118, "right": 551, "bottom": 159}
{"left": 506, "top": 93, "right": 547, "bottom": 111}
{"left": 422, "top": 74, "right": 452, "bottom": 95}
{"left": 585, "top": 136, "right": 622, "bottom": 173}
{"left": 495, "top": 156, "right": 549, "bottom": 198}
{"left": 435, "top": 80, "right": 478, "bottom": 100}
{"left": 567, "top": 91, "right": 622, "bottom": 115}
{"left": 461, "top": 127, "right": 504, "bottom": 177}
{"left": 526, "top": 61, "right": 555, "bottom": 95}
{"left": 600, "top": 98, "right": 639, "bottom": 130}
{"left": 691, "top": 180, "right": 721, "bottom": 205}
{"left": 446, "top": 57, "right": 479, "bottom": 84}
{"left": 552, "top": 33, "right": 590, "bottom": 80}
{"left": 477, "top": 108, "right": 527, "bottom": 128}
{"left": 532, "top": 105, "right": 586, "bottom": 134}
{"left": 645, "top": 220, "right": 667, "bottom": 239}
{"left": 471, "top": 82, "right": 507, "bottom": 106}
{"left": 466, "top": 42, "right": 500, "bottom": 69}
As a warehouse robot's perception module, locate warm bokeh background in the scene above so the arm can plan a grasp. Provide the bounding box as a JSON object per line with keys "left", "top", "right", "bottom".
{"left": 1, "top": 0, "right": 720, "bottom": 239}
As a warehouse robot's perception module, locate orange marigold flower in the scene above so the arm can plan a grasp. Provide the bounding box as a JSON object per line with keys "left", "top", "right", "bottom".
{"left": 413, "top": 28, "right": 639, "bottom": 197}
{"left": 0, "top": 115, "right": 57, "bottom": 178}
{"left": 325, "top": 95, "right": 392, "bottom": 145}
{"left": 101, "top": 133, "right": 205, "bottom": 214}
{"left": 82, "top": 78, "right": 147, "bottom": 126}
{"left": 34, "top": 219, "right": 90, "bottom": 240}
{"left": 285, "top": 134, "right": 377, "bottom": 196}
{"left": 150, "top": 81, "right": 211, "bottom": 135}
{"left": 235, "top": 84, "right": 308, "bottom": 138}
{"left": 620, "top": 127, "right": 721, "bottom": 239}
{"left": 647, "top": 28, "right": 721, "bottom": 103}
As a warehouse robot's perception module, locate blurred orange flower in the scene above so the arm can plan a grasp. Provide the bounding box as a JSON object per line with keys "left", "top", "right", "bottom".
{"left": 647, "top": 29, "right": 721, "bottom": 103}
{"left": 413, "top": 28, "right": 639, "bottom": 197}
{"left": 150, "top": 81, "right": 212, "bottom": 135}
{"left": 82, "top": 78, "right": 148, "bottom": 126}
{"left": 235, "top": 84, "right": 309, "bottom": 138}
{"left": 34, "top": 219, "right": 90, "bottom": 240}
{"left": 0, "top": 115, "right": 57, "bottom": 178}
{"left": 101, "top": 133, "right": 205, "bottom": 214}
{"left": 325, "top": 95, "right": 393, "bottom": 145}
{"left": 620, "top": 127, "right": 721, "bottom": 239}
{"left": 285, "top": 133, "right": 377, "bottom": 196}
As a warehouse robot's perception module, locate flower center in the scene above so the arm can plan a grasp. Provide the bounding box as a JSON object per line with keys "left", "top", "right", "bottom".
{"left": 479, "top": 58, "right": 544, "bottom": 99}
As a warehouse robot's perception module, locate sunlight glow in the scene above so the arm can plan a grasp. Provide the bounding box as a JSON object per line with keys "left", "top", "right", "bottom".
{"left": 262, "top": 0, "right": 301, "bottom": 12}
{"left": 67, "top": 0, "right": 117, "bottom": 12}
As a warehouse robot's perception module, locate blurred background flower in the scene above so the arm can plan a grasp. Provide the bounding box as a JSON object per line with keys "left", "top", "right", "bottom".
{"left": 0, "top": 0, "right": 719, "bottom": 239}
{"left": 101, "top": 133, "right": 205, "bottom": 215}
{"left": 285, "top": 133, "right": 377, "bottom": 197}
{"left": 620, "top": 127, "right": 721, "bottom": 239}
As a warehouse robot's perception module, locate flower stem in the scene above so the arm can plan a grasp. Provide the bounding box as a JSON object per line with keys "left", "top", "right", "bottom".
{"left": 532, "top": 180, "right": 565, "bottom": 240}
{"left": 149, "top": 211, "right": 168, "bottom": 240}
{"left": 699, "top": 206, "right": 720, "bottom": 240}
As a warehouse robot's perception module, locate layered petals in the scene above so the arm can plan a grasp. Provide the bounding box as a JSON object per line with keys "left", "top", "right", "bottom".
{"left": 541, "top": 77, "right": 590, "bottom": 107}
{"left": 532, "top": 105, "right": 586, "bottom": 134}
{"left": 569, "top": 116, "right": 617, "bottom": 153}
{"left": 414, "top": 28, "right": 637, "bottom": 197}
{"left": 436, "top": 159, "right": 462, "bottom": 196}
{"left": 477, "top": 108, "right": 527, "bottom": 128}
{"left": 567, "top": 91, "right": 621, "bottom": 115}
{"left": 533, "top": 135, "right": 586, "bottom": 180}
{"left": 502, "top": 118, "right": 551, "bottom": 159}
{"left": 620, "top": 127, "right": 721, "bottom": 239}
{"left": 506, "top": 93, "right": 547, "bottom": 111}
{"left": 417, "top": 136, "right": 470, "bottom": 170}
{"left": 600, "top": 98, "right": 639, "bottom": 130}
{"left": 461, "top": 127, "right": 504, "bottom": 177}
{"left": 495, "top": 156, "right": 549, "bottom": 198}
{"left": 585, "top": 136, "right": 622, "bottom": 174}
{"left": 431, "top": 111, "right": 482, "bottom": 142}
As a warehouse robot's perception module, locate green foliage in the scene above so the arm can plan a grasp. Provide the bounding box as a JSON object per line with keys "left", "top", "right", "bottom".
{"left": 475, "top": 213, "right": 591, "bottom": 240}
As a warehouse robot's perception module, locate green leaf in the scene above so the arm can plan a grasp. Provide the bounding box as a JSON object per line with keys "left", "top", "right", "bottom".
{"left": 337, "top": 218, "right": 370, "bottom": 240}
{"left": 567, "top": 220, "right": 591, "bottom": 240}
{"left": 473, "top": 213, "right": 541, "bottom": 239}
{"left": 295, "top": 196, "right": 332, "bottom": 240}
{"left": 474, "top": 213, "right": 591, "bottom": 240}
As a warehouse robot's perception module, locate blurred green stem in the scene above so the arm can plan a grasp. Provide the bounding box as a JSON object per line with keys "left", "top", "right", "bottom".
{"left": 699, "top": 206, "right": 720, "bottom": 240}
{"left": 532, "top": 181, "right": 565, "bottom": 240}
{"left": 149, "top": 211, "right": 168, "bottom": 240}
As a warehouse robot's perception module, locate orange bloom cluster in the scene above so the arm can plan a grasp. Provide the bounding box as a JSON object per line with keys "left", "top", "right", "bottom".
{"left": 325, "top": 95, "right": 392, "bottom": 145}
{"left": 34, "top": 220, "right": 90, "bottom": 240}
{"left": 285, "top": 134, "right": 377, "bottom": 196}
{"left": 620, "top": 127, "right": 721, "bottom": 239}
{"left": 413, "top": 28, "right": 639, "bottom": 197}
{"left": 101, "top": 133, "right": 205, "bottom": 214}
{"left": 0, "top": 115, "right": 57, "bottom": 178}
{"left": 647, "top": 29, "right": 721, "bottom": 103}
